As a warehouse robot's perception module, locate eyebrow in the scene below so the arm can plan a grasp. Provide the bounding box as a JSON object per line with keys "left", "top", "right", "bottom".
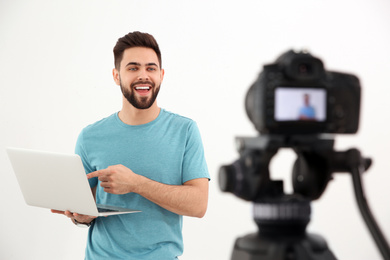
{"left": 125, "top": 62, "right": 159, "bottom": 68}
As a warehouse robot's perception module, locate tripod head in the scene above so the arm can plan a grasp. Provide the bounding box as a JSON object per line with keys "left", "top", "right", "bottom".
{"left": 219, "top": 134, "right": 371, "bottom": 235}
{"left": 219, "top": 134, "right": 371, "bottom": 203}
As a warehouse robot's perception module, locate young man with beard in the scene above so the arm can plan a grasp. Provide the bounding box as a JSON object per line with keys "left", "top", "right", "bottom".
{"left": 52, "top": 31, "right": 210, "bottom": 259}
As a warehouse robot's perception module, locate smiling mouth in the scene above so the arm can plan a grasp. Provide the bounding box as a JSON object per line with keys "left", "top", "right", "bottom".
{"left": 131, "top": 80, "right": 155, "bottom": 95}
{"left": 135, "top": 86, "right": 151, "bottom": 90}
{"left": 134, "top": 85, "right": 152, "bottom": 95}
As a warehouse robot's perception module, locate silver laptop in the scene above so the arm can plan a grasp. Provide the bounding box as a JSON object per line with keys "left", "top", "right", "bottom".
{"left": 6, "top": 147, "right": 141, "bottom": 217}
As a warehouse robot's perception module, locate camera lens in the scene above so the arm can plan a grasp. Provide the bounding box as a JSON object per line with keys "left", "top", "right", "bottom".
{"left": 218, "top": 165, "right": 235, "bottom": 192}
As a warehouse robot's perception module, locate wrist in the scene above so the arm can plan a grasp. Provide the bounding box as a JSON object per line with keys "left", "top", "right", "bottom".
{"left": 132, "top": 174, "right": 147, "bottom": 194}
{"left": 73, "top": 218, "right": 94, "bottom": 228}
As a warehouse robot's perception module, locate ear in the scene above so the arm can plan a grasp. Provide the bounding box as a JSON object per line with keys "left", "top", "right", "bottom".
{"left": 160, "top": 68, "right": 165, "bottom": 83}
{"left": 113, "top": 68, "right": 120, "bottom": 86}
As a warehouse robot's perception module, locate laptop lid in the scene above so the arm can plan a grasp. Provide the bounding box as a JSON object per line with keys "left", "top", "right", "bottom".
{"left": 6, "top": 147, "right": 140, "bottom": 217}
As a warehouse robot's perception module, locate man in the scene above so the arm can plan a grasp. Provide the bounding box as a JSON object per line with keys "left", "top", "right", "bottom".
{"left": 298, "top": 93, "right": 316, "bottom": 120}
{"left": 52, "top": 31, "right": 210, "bottom": 259}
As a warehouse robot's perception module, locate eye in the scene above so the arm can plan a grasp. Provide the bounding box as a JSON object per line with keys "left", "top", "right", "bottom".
{"left": 147, "top": 67, "right": 157, "bottom": 71}
{"left": 128, "top": 67, "right": 138, "bottom": 71}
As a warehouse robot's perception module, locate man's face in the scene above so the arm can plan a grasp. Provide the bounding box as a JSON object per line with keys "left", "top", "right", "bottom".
{"left": 113, "top": 47, "right": 164, "bottom": 109}
{"left": 304, "top": 94, "right": 310, "bottom": 105}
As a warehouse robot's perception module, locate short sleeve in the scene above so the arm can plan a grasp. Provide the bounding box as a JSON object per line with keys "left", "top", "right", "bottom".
{"left": 75, "top": 130, "right": 98, "bottom": 188}
{"left": 181, "top": 121, "right": 210, "bottom": 183}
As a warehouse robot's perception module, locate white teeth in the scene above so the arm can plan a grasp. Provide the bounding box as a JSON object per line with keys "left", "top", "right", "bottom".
{"left": 135, "top": 86, "right": 150, "bottom": 90}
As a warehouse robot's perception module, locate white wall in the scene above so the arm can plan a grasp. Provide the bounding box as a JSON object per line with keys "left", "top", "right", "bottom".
{"left": 1, "top": 0, "right": 389, "bottom": 259}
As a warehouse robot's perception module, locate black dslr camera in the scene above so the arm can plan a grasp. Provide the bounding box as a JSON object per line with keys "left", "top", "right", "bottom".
{"left": 219, "top": 50, "right": 390, "bottom": 260}
{"left": 246, "top": 49, "right": 361, "bottom": 135}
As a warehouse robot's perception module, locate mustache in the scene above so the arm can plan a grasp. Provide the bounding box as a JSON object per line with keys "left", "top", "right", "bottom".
{"left": 131, "top": 81, "right": 155, "bottom": 88}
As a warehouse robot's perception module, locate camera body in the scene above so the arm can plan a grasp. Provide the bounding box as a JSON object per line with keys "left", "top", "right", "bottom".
{"left": 246, "top": 50, "right": 361, "bottom": 135}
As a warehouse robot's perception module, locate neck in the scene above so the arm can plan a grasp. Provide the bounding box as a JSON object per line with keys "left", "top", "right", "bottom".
{"left": 118, "top": 99, "right": 160, "bottom": 125}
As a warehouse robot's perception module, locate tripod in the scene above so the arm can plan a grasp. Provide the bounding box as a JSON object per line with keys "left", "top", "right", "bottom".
{"left": 219, "top": 135, "right": 390, "bottom": 260}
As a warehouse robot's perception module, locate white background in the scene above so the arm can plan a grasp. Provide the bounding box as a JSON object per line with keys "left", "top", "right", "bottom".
{"left": 1, "top": 0, "right": 389, "bottom": 259}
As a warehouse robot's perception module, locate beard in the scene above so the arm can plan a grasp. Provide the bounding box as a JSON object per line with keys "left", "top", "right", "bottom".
{"left": 120, "top": 79, "right": 160, "bottom": 109}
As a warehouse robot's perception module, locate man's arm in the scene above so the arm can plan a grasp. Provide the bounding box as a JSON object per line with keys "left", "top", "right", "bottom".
{"left": 87, "top": 164, "right": 209, "bottom": 218}
{"left": 135, "top": 176, "right": 209, "bottom": 218}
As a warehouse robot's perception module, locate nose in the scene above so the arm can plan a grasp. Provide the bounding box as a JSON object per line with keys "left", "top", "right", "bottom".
{"left": 137, "top": 68, "right": 150, "bottom": 81}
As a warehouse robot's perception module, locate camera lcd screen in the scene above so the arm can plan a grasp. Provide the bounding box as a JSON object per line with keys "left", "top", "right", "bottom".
{"left": 274, "top": 87, "right": 326, "bottom": 122}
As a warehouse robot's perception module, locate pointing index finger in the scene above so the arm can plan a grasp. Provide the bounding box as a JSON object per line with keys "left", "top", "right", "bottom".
{"left": 87, "top": 170, "right": 103, "bottom": 179}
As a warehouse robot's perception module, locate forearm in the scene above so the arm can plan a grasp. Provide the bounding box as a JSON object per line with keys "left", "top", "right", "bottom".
{"left": 133, "top": 175, "right": 209, "bottom": 218}
{"left": 87, "top": 165, "right": 209, "bottom": 217}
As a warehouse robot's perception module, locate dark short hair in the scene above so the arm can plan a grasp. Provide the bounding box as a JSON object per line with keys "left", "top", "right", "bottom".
{"left": 113, "top": 31, "right": 162, "bottom": 69}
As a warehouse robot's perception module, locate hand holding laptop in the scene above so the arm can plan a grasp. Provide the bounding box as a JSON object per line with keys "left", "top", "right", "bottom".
{"left": 51, "top": 209, "right": 97, "bottom": 225}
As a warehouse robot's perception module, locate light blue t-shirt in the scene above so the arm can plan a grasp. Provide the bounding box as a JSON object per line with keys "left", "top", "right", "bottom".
{"left": 75, "top": 109, "right": 210, "bottom": 260}
{"left": 299, "top": 105, "right": 316, "bottom": 119}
